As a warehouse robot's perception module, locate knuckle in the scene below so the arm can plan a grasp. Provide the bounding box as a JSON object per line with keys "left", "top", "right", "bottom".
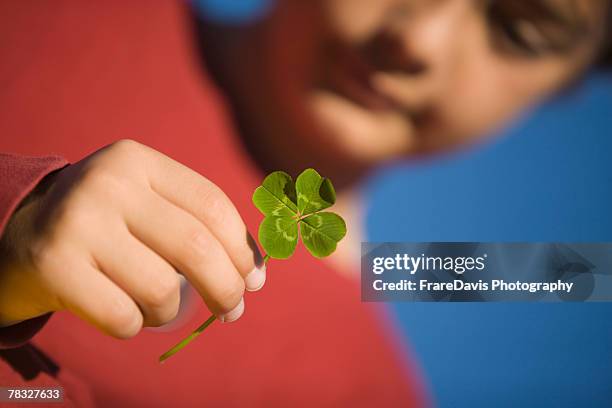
{"left": 200, "top": 185, "right": 229, "bottom": 218}
{"left": 105, "top": 299, "right": 141, "bottom": 338}
{"left": 109, "top": 139, "right": 143, "bottom": 156}
{"left": 102, "top": 140, "right": 150, "bottom": 175}
{"left": 182, "top": 228, "right": 211, "bottom": 266}
{"left": 145, "top": 301, "right": 180, "bottom": 328}
{"left": 81, "top": 165, "right": 129, "bottom": 196}
{"left": 143, "top": 273, "right": 180, "bottom": 310}
{"left": 84, "top": 141, "right": 149, "bottom": 183}
{"left": 158, "top": 301, "right": 180, "bottom": 326}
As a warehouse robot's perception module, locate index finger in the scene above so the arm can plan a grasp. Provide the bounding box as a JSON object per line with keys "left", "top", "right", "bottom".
{"left": 143, "top": 147, "right": 266, "bottom": 292}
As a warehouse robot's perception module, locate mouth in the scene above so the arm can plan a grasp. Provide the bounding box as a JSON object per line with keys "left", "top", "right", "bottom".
{"left": 315, "top": 43, "right": 401, "bottom": 112}
{"left": 306, "top": 45, "right": 421, "bottom": 163}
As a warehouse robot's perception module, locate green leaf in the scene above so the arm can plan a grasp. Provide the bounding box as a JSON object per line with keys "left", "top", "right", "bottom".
{"left": 299, "top": 212, "right": 346, "bottom": 258}
{"left": 252, "top": 171, "right": 298, "bottom": 217}
{"left": 295, "top": 168, "right": 336, "bottom": 216}
{"left": 258, "top": 216, "right": 299, "bottom": 259}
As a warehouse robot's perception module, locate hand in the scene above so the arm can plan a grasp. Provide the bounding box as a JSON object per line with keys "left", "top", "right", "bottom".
{"left": 0, "top": 140, "right": 265, "bottom": 338}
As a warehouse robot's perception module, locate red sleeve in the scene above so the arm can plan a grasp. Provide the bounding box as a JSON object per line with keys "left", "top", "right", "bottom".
{"left": 0, "top": 153, "right": 68, "bottom": 349}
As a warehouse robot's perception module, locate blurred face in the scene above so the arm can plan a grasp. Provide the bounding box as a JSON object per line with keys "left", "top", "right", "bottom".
{"left": 199, "top": 0, "right": 608, "bottom": 186}
{"left": 314, "top": 0, "right": 607, "bottom": 158}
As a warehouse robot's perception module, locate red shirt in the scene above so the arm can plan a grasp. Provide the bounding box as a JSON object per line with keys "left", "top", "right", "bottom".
{"left": 0, "top": 2, "right": 426, "bottom": 406}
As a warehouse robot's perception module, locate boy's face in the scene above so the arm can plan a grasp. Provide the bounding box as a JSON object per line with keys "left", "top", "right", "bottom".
{"left": 312, "top": 0, "right": 606, "bottom": 158}
{"left": 202, "top": 0, "right": 608, "bottom": 184}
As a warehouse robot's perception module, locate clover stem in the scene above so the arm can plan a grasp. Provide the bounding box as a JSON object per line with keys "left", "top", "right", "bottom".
{"left": 159, "top": 254, "right": 272, "bottom": 363}
{"left": 158, "top": 314, "right": 216, "bottom": 363}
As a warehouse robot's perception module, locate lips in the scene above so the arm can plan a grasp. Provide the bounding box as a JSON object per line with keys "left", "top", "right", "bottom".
{"left": 317, "top": 42, "right": 400, "bottom": 111}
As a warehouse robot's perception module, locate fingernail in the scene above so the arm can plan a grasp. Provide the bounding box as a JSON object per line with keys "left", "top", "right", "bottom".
{"left": 219, "top": 297, "right": 244, "bottom": 323}
{"left": 247, "top": 232, "right": 265, "bottom": 265}
{"left": 245, "top": 264, "right": 266, "bottom": 292}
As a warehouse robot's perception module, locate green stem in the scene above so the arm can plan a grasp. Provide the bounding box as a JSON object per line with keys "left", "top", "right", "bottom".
{"left": 159, "top": 254, "right": 270, "bottom": 363}
{"left": 159, "top": 314, "right": 216, "bottom": 363}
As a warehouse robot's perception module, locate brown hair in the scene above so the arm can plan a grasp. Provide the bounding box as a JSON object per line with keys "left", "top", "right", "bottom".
{"left": 599, "top": 2, "right": 612, "bottom": 65}
{"left": 603, "top": 45, "right": 611, "bottom": 66}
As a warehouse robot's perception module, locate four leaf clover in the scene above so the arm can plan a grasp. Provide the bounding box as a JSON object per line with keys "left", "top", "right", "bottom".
{"left": 159, "top": 169, "right": 345, "bottom": 362}
{"left": 253, "top": 169, "right": 346, "bottom": 259}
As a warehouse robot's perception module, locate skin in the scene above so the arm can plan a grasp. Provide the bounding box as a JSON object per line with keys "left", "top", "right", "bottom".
{"left": 200, "top": 0, "right": 609, "bottom": 187}
{"left": 0, "top": 140, "right": 266, "bottom": 335}
{"left": 199, "top": 0, "right": 609, "bottom": 270}
{"left": 0, "top": 0, "right": 608, "bottom": 337}
{"left": 316, "top": 0, "right": 606, "bottom": 155}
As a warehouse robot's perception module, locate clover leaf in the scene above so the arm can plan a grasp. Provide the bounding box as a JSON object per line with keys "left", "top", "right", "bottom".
{"left": 252, "top": 171, "right": 297, "bottom": 217}
{"left": 159, "top": 169, "right": 346, "bottom": 362}
{"left": 253, "top": 169, "right": 346, "bottom": 259}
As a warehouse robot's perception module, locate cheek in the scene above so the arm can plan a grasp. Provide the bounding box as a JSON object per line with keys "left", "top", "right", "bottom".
{"left": 434, "top": 57, "right": 576, "bottom": 143}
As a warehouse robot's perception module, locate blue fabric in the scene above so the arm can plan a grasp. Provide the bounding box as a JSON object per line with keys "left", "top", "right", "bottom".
{"left": 192, "top": 0, "right": 274, "bottom": 24}
{"left": 365, "top": 72, "right": 612, "bottom": 407}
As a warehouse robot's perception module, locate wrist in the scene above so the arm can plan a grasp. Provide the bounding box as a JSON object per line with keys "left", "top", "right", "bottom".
{"left": 0, "top": 168, "right": 63, "bottom": 327}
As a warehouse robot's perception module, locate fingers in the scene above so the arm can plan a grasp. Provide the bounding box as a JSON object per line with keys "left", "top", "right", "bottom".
{"left": 144, "top": 149, "right": 266, "bottom": 291}
{"left": 92, "top": 224, "right": 181, "bottom": 327}
{"left": 10, "top": 140, "right": 267, "bottom": 341}
{"left": 126, "top": 192, "right": 246, "bottom": 322}
{"left": 30, "top": 140, "right": 263, "bottom": 339}
{"left": 48, "top": 256, "right": 143, "bottom": 339}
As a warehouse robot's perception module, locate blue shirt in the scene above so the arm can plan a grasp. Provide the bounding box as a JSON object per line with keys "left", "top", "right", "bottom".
{"left": 365, "top": 72, "right": 612, "bottom": 408}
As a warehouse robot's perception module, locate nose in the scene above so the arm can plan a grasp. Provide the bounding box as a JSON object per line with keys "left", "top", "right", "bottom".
{"left": 365, "top": 0, "right": 474, "bottom": 109}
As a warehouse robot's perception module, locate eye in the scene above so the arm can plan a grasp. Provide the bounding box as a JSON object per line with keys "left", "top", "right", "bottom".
{"left": 487, "top": 4, "right": 552, "bottom": 57}
{"left": 485, "top": 0, "right": 587, "bottom": 59}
